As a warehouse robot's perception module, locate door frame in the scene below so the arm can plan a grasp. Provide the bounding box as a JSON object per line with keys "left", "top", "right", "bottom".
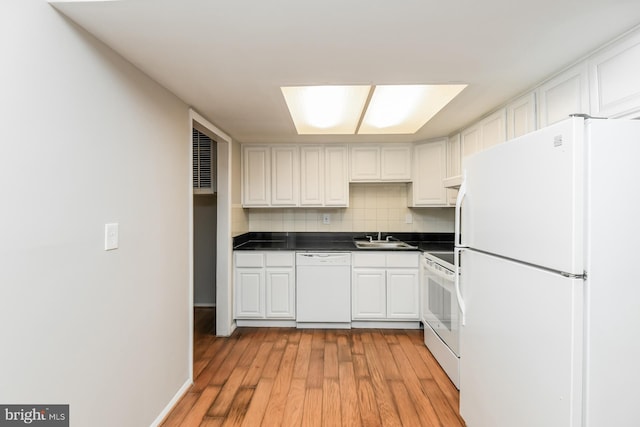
{"left": 188, "top": 109, "right": 234, "bottom": 376}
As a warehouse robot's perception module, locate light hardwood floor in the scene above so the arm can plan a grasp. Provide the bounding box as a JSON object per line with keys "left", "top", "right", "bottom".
{"left": 161, "top": 308, "right": 465, "bottom": 426}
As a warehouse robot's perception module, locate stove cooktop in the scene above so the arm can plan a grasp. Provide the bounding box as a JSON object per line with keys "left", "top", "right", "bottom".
{"left": 430, "top": 252, "right": 455, "bottom": 265}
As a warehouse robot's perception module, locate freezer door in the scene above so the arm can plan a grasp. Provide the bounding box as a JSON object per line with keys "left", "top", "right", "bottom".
{"left": 461, "top": 117, "right": 584, "bottom": 274}
{"left": 459, "top": 250, "right": 583, "bottom": 427}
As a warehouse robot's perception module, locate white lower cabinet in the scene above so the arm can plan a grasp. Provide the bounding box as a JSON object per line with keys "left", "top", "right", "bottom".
{"left": 386, "top": 269, "right": 420, "bottom": 319}
{"left": 352, "top": 269, "right": 387, "bottom": 319}
{"left": 234, "top": 251, "right": 295, "bottom": 320}
{"left": 352, "top": 252, "right": 420, "bottom": 321}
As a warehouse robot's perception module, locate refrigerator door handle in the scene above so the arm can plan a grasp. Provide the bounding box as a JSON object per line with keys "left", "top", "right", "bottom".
{"left": 454, "top": 247, "right": 466, "bottom": 325}
{"left": 455, "top": 171, "right": 467, "bottom": 248}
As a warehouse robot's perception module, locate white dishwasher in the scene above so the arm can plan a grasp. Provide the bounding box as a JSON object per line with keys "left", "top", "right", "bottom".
{"left": 296, "top": 252, "right": 352, "bottom": 329}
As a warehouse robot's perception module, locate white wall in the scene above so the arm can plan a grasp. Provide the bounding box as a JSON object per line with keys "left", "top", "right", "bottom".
{"left": 0, "top": 2, "right": 190, "bottom": 426}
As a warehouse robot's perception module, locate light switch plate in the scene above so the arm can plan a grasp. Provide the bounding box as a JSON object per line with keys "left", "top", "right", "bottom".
{"left": 105, "top": 223, "right": 119, "bottom": 251}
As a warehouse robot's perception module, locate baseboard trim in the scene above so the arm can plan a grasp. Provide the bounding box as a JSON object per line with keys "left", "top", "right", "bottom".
{"left": 149, "top": 378, "right": 192, "bottom": 427}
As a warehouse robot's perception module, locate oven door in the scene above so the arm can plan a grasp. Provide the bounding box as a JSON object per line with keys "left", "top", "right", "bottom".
{"left": 421, "top": 255, "right": 460, "bottom": 356}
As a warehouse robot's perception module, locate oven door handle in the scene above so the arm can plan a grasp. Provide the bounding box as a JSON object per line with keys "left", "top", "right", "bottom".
{"left": 454, "top": 247, "right": 466, "bottom": 326}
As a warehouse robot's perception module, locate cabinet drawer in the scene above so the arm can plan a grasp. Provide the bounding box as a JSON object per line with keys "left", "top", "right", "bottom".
{"left": 235, "top": 252, "right": 265, "bottom": 267}
{"left": 265, "top": 251, "right": 295, "bottom": 267}
{"left": 386, "top": 253, "right": 419, "bottom": 268}
{"left": 352, "top": 252, "right": 387, "bottom": 267}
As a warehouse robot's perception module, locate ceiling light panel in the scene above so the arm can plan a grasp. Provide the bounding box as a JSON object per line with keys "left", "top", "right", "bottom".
{"left": 281, "top": 85, "right": 371, "bottom": 134}
{"left": 358, "top": 84, "right": 467, "bottom": 134}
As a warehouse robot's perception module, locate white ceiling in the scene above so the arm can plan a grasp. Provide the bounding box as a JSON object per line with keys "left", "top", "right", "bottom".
{"left": 52, "top": 0, "right": 640, "bottom": 143}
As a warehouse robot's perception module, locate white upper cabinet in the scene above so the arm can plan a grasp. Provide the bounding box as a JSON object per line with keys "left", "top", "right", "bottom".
{"left": 300, "top": 146, "right": 324, "bottom": 206}
{"left": 350, "top": 146, "right": 380, "bottom": 181}
{"left": 350, "top": 144, "right": 411, "bottom": 182}
{"left": 589, "top": 30, "right": 640, "bottom": 119}
{"left": 242, "top": 145, "right": 270, "bottom": 207}
{"left": 460, "top": 109, "right": 506, "bottom": 167}
{"left": 271, "top": 146, "right": 299, "bottom": 206}
{"left": 507, "top": 92, "right": 537, "bottom": 139}
{"left": 324, "top": 145, "right": 349, "bottom": 206}
{"left": 537, "top": 63, "right": 589, "bottom": 128}
{"left": 461, "top": 124, "right": 481, "bottom": 165}
{"left": 445, "top": 133, "right": 461, "bottom": 205}
{"left": 380, "top": 145, "right": 412, "bottom": 181}
{"left": 244, "top": 144, "right": 347, "bottom": 208}
{"left": 408, "top": 139, "right": 447, "bottom": 207}
{"left": 480, "top": 108, "right": 507, "bottom": 150}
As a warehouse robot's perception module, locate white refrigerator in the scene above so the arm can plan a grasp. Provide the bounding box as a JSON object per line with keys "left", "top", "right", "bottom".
{"left": 455, "top": 116, "right": 640, "bottom": 427}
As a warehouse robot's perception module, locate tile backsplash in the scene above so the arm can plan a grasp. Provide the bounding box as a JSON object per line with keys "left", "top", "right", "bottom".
{"left": 247, "top": 183, "right": 454, "bottom": 232}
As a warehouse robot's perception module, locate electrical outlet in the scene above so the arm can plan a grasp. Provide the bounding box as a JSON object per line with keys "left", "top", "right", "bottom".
{"left": 322, "top": 213, "right": 331, "bottom": 225}
{"left": 405, "top": 213, "right": 413, "bottom": 224}
{"left": 105, "top": 223, "right": 119, "bottom": 251}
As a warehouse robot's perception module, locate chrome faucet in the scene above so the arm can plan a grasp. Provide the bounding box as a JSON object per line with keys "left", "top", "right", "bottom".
{"left": 377, "top": 231, "right": 381, "bottom": 241}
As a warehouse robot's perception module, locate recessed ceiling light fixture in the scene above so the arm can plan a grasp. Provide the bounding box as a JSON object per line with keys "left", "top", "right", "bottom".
{"left": 281, "top": 83, "right": 467, "bottom": 135}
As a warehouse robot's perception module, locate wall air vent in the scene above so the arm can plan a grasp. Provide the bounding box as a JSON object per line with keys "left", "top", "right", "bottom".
{"left": 193, "top": 129, "right": 216, "bottom": 194}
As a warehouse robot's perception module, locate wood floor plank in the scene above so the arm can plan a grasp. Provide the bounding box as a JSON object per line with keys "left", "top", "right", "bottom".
{"left": 281, "top": 378, "right": 306, "bottom": 427}
{"left": 416, "top": 343, "right": 461, "bottom": 409}
{"left": 261, "top": 348, "right": 284, "bottom": 380}
{"left": 362, "top": 342, "right": 403, "bottom": 427}
{"left": 389, "top": 380, "right": 422, "bottom": 427}
{"left": 261, "top": 343, "right": 298, "bottom": 426}
{"left": 240, "top": 379, "right": 273, "bottom": 427}
{"left": 371, "top": 331, "right": 402, "bottom": 381}
{"left": 395, "top": 333, "right": 435, "bottom": 380}
{"left": 322, "top": 378, "right": 342, "bottom": 427}
{"left": 199, "top": 418, "right": 224, "bottom": 427}
{"left": 241, "top": 341, "right": 274, "bottom": 387}
{"left": 221, "top": 387, "right": 254, "bottom": 427}
{"left": 388, "top": 343, "right": 443, "bottom": 427}
{"left": 210, "top": 332, "right": 252, "bottom": 385}
{"left": 207, "top": 367, "right": 249, "bottom": 418}
{"left": 323, "top": 342, "right": 339, "bottom": 378}
{"left": 161, "top": 392, "right": 199, "bottom": 426}
{"left": 352, "top": 354, "right": 370, "bottom": 378}
{"left": 306, "top": 349, "right": 324, "bottom": 389}
{"left": 350, "top": 331, "right": 364, "bottom": 354}
{"left": 301, "top": 388, "right": 323, "bottom": 427}
{"left": 292, "top": 332, "right": 312, "bottom": 379}
{"left": 337, "top": 334, "right": 352, "bottom": 362}
{"left": 338, "top": 362, "right": 362, "bottom": 427}
{"left": 180, "top": 386, "right": 222, "bottom": 427}
{"left": 421, "top": 379, "right": 466, "bottom": 427}
{"left": 356, "top": 378, "right": 382, "bottom": 427}
{"left": 192, "top": 339, "right": 235, "bottom": 392}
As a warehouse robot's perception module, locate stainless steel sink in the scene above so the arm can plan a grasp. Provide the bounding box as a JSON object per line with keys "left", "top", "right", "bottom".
{"left": 353, "top": 240, "right": 417, "bottom": 249}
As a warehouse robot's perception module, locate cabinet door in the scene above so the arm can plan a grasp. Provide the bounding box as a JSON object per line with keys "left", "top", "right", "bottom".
{"left": 461, "top": 125, "right": 481, "bottom": 167}
{"left": 537, "top": 63, "right": 589, "bottom": 128}
{"left": 507, "top": 92, "right": 537, "bottom": 139}
{"left": 265, "top": 268, "right": 295, "bottom": 319}
{"left": 325, "top": 145, "right": 349, "bottom": 206}
{"left": 480, "top": 109, "right": 506, "bottom": 150}
{"left": 381, "top": 145, "right": 411, "bottom": 181}
{"left": 271, "top": 146, "right": 299, "bottom": 206}
{"left": 352, "top": 269, "right": 386, "bottom": 319}
{"left": 446, "top": 134, "right": 461, "bottom": 206}
{"left": 589, "top": 31, "right": 640, "bottom": 119}
{"left": 300, "top": 146, "right": 324, "bottom": 206}
{"left": 350, "top": 146, "right": 380, "bottom": 181}
{"left": 409, "top": 140, "right": 447, "bottom": 206}
{"left": 242, "top": 146, "right": 270, "bottom": 206}
{"left": 386, "top": 269, "right": 419, "bottom": 320}
{"left": 235, "top": 268, "right": 265, "bottom": 318}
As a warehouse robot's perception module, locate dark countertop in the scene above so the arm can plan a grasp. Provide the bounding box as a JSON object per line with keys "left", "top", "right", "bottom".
{"left": 233, "top": 232, "right": 454, "bottom": 253}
